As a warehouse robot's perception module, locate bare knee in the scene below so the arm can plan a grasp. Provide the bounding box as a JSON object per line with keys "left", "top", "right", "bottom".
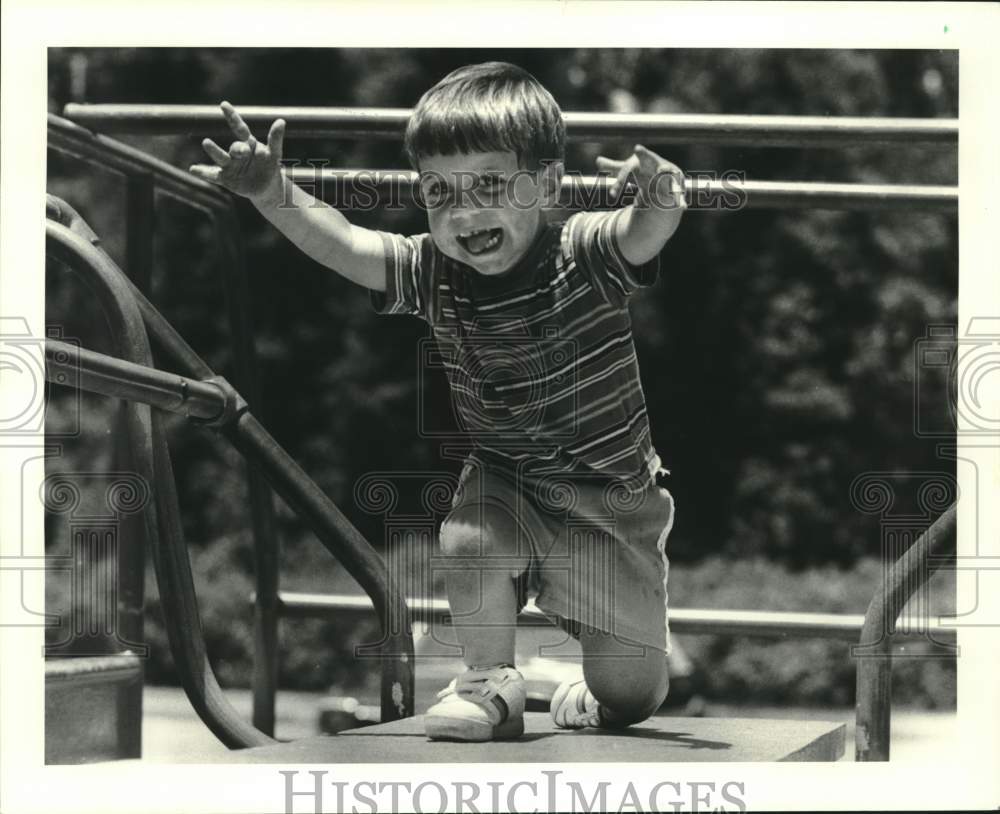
{"left": 439, "top": 516, "right": 486, "bottom": 558}
{"left": 625, "top": 670, "right": 669, "bottom": 723}
{"left": 584, "top": 652, "right": 669, "bottom": 727}
{"left": 439, "top": 505, "right": 527, "bottom": 577}
{"left": 597, "top": 674, "right": 668, "bottom": 726}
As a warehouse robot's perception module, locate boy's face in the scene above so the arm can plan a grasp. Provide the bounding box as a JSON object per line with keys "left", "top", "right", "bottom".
{"left": 417, "top": 151, "right": 560, "bottom": 276}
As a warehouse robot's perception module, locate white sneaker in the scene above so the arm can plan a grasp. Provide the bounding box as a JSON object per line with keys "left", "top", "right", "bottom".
{"left": 550, "top": 679, "right": 602, "bottom": 729}
{"left": 425, "top": 666, "right": 526, "bottom": 742}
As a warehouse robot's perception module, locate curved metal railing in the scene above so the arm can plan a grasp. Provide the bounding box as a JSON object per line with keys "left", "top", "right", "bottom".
{"left": 46, "top": 210, "right": 274, "bottom": 748}
{"left": 855, "top": 504, "right": 956, "bottom": 760}
{"left": 45, "top": 199, "right": 414, "bottom": 748}
{"left": 48, "top": 113, "right": 282, "bottom": 733}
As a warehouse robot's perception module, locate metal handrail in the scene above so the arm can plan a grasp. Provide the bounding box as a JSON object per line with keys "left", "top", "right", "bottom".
{"left": 855, "top": 504, "right": 956, "bottom": 761}
{"left": 45, "top": 214, "right": 274, "bottom": 749}
{"left": 63, "top": 104, "right": 958, "bottom": 148}
{"left": 57, "top": 107, "right": 958, "bottom": 213}
{"left": 46, "top": 339, "right": 228, "bottom": 422}
{"left": 44, "top": 206, "right": 415, "bottom": 735}
{"left": 288, "top": 168, "right": 958, "bottom": 213}
{"left": 270, "top": 590, "right": 957, "bottom": 644}
{"left": 47, "top": 113, "right": 282, "bottom": 734}
{"left": 49, "top": 114, "right": 237, "bottom": 216}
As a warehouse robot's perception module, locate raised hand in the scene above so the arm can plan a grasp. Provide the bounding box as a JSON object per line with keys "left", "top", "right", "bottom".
{"left": 596, "top": 144, "right": 686, "bottom": 211}
{"left": 189, "top": 101, "right": 286, "bottom": 202}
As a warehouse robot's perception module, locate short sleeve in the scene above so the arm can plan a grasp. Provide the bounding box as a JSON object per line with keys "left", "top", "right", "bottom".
{"left": 370, "top": 231, "right": 435, "bottom": 321}
{"left": 561, "top": 209, "right": 660, "bottom": 303}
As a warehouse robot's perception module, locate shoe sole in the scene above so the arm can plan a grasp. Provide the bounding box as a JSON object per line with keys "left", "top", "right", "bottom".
{"left": 425, "top": 715, "right": 525, "bottom": 742}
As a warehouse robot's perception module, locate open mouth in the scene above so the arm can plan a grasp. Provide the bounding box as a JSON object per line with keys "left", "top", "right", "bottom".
{"left": 457, "top": 227, "right": 504, "bottom": 256}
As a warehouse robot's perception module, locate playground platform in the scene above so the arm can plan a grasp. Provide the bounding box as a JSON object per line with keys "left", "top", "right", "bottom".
{"left": 173, "top": 712, "right": 845, "bottom": 763}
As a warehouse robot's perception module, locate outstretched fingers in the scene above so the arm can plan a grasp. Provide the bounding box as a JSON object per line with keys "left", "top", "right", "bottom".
{"left": 220, "top": 100, "right": 254, "bottom": 142}
{"left": 190, "top": 102, "right": 277, "bottom": 190}
{"left": 189, "top": 164, "right": 223, "bottom": 184}
{"left": 595, "top": 155, "right": 624, "bottom": 173}
{"left": 597, "top": 154, "right": 637, "bottom": 195}
{"left": 201, "top": 138, "right": 231, "bottom": 167}
{"left": 633, "top": 145, "right": 686, "bottom": 209}
{"left": 635, "top": 144, "right": 683, "bottom": 179}
{"left": 267, "top": 118, "right": 286, "bottom": 160}
{"left": 634, "top": 144, "right": 660, "bottom": 172}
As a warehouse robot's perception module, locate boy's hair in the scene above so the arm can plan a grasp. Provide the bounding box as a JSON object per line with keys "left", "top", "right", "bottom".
{"left": 404, "top": 62, "right": 566, "bottom": 171}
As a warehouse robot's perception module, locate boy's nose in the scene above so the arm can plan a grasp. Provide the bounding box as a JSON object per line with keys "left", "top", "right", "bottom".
{"left": 449, "top": 207, "right": 482, "bottom": 230}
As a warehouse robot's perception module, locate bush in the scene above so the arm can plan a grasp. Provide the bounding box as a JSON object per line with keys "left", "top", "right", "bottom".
{"left": 668, "top": 556, "right": 955, "bottom": 708}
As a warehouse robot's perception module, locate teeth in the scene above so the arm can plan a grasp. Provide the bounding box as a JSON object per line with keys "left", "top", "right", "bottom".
{"left": 458, "top": 227, "right": 501, "bottom": 254}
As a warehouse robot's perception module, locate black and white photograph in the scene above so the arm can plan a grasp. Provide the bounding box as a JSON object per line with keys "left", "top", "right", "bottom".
{"left": 1, "top": 2, "right": 998, "bottom": 812}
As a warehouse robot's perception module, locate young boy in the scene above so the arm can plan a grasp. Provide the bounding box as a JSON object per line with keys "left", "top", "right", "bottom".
{"left": 191, "top": 61, "right": 686, "bottom": 742}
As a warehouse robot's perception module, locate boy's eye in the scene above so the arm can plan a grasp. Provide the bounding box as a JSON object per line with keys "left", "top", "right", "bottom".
{"left": 420, "top": 181, "right": 448, "bottom": 207}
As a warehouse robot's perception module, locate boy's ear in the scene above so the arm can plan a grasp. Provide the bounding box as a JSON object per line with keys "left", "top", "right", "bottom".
{"left": 539, "top": 160, "right": 564, "bottom": 206}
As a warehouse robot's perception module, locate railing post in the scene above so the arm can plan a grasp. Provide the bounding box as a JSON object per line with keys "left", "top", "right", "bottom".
{"left": 121, "top": 174, "right": 155, "bottom": 748}
{"left": 213, "top": 204, "right": 280, "bottom": 736}
{"left": 854, "top": 504, "right": 956, "bottom": 761}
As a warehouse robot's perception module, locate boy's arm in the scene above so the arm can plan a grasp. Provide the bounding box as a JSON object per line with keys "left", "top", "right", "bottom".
{"left": 189, "top": 102, "right": 385, "bottom": 291}
{"left": 596, "top": 144, "right": 687, "bottom": 267}
{"left": 250, "top": 172, "right": 386, "bottom": 291}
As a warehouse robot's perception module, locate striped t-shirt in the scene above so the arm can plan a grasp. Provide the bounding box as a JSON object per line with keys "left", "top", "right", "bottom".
{"left": 373, "top": 208, "right": 664, "bottom": 485}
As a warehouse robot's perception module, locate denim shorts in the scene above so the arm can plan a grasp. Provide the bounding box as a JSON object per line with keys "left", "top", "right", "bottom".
{"left": 447, "top": 459, "right": 675, "bottom": 654}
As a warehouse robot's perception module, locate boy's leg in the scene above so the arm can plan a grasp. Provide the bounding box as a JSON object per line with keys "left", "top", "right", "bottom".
{"left": 577, "top": 628, "right": 669, "bottom": 727}
{"left": 549, "top": 480, "right": 675, "bottom": 729}
{"left": 438, "top": 503, "right": 529, "bottom": 667}
{"left": 551, "top": 626, "right": 668, "bottom": 729}
{"left": 424, "top": 502, "right": 532, "bottom": 741}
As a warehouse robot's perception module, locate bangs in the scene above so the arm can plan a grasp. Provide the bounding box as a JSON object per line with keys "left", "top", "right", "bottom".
{"left": 407, "top": 108, "right": 529, "bottom": 164}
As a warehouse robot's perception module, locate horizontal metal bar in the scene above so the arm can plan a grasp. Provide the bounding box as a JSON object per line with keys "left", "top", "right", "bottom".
{"left": 44, "top": 653, "right": 143, "bottom": 686}
{"left": 287, "top": 168, "right": 957, "bottom": 213}
{"left": 727, "top": 179, "right": 956, "bottom": 212}
{"left": 46, "top": 338, "right": 226, "bottom": 421}
{"left": 63, "top": 104, "right": 957, "bottom": 148}
{"left": 670, "top": 608, "right": 864, "bottom": 641}
{"left": 272, "top": 591, "right": 562, "bottom": 627}
{"left": 47, "top": 114, "right": 227, "bottom": 217}
{"left": 270, "top": 591, "right": 957, "bottom": 643}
